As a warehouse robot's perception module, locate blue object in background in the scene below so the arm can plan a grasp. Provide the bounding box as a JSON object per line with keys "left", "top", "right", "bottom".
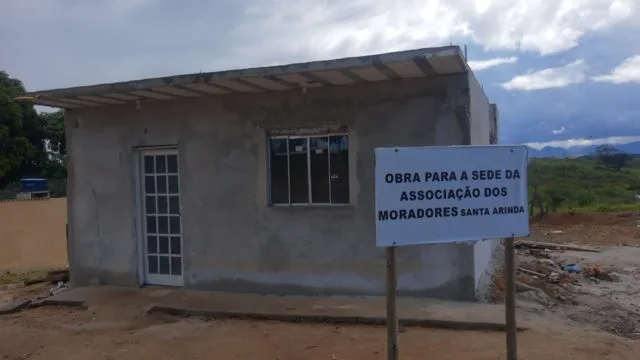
{"left": 20, "top": 178, "right": 48, "bottom": 193}
{"left": 563, "top": 263, "right": 581, "bottom": 273}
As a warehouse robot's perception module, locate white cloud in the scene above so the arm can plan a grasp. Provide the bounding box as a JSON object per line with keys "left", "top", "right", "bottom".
{"left": 468, "top": 56, "right": 518, "bottom": 71}
{"left": 501, "top": 60, "right": 588, "bottom": 91}
{"left": 466, "top": 0, "right": 639, "bottom": 55}
{"left": 551, "top": 126, "right": 566, "bottom": 135}
{"left": 0, "top": 1, "right": 638, "bottom": 90}
{"left": 592, "top": 55, "right": 640, "bottom": 84}
{"left": 526, "top": 135, "right": 640, "bottom": 150}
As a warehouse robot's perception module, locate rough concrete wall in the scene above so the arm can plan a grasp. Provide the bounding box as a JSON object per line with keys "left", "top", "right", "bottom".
{"left": 468, "top": 72, "right": 502, "bottom": 295}
{"left": 468, "top": 72, "right": 491, "bottom": 146}
{"left": 66, "top": 74, "right": 480, "bottom": 300}
{"left": 490, "top": 104, "right": 499, "bottom": 144}
{"left": 65, "top": 112, "right": 80, "bottom": 286}
{"left": 65, "top": 110, "right": 145, "bottom": 286}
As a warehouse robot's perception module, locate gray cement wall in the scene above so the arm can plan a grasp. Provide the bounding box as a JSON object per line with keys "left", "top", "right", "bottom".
{"left": 468, "top": 72, "right": 501, "bottom": 295}
{"left": 65, "top": 73, "right": 494, "bottom": 300}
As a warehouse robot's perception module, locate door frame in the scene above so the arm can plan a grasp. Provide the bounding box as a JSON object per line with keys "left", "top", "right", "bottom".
{"left": 135, "top": 146, "right": 184, "bottom": 287}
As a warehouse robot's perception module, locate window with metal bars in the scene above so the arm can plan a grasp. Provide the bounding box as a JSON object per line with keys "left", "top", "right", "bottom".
{"left": 268, "top": 133, "right": 350, "bottom": 205}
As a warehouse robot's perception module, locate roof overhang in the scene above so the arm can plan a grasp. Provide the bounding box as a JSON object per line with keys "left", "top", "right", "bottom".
{"left": 20, "top": 46, "right": 468, "bottom": 109}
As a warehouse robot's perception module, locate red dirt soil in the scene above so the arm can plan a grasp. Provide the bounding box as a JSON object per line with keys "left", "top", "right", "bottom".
{"left": 529, "top": 212, "right": 640, "bottom": 246}
{"left": 0, "top": 306, "right": 637, "bottom": 360}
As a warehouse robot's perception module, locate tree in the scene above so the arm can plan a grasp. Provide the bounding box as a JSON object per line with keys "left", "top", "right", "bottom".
{"left": 41, "top": 110, "right": 66, "bottom": 178}
{"left": 595, "top": 145, "right": 631, "bottom": 171}
{"left": 42, "top": 111, "right": 65, "bottom": 156}
{"left": 0, "top": 71, "right": 43, "bottom": 186}
{"left": 0, "top": 71, "right": 66, "bottom": 188}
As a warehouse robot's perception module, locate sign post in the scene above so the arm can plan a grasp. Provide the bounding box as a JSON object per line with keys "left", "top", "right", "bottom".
{"left": 374, "top": 145, "right": 529, "bottom": 360}
{"left": 385, "top": 247, "right": 398, "bottom": 360}
{"left": 505, "top": 236, "right": 517, "bottom": 360}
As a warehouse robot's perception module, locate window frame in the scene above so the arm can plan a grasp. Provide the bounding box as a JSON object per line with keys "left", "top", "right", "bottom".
{"left": 267, "top": 132, "right": 350, "bottom": 207}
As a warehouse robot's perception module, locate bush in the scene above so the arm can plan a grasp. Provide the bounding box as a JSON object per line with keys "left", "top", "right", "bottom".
{"left": 528, "top": 156, "right": 640, "bottom": 214}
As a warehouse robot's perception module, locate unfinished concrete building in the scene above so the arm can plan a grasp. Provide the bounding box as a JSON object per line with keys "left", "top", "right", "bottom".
{"left": 25, "top": 46, "right": 499, "bottom": 300}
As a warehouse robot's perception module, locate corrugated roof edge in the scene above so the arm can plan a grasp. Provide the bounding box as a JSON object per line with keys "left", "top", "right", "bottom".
{"left": 25, "top": 46, "right": 466, "bottom": 99}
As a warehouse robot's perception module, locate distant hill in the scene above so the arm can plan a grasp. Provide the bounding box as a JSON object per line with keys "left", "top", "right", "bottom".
{"left": 528, "top": 141, "right": 640, "bottom": 158}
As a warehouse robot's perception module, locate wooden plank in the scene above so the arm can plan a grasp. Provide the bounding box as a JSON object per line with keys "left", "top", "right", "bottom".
{"left": 518, "top": 267, "right": 546, "bottom": 277}
{"left": 515, "top": 240, "right": 601, "bottom": 252}
{"left": 516, "top": 281, "right": 541, "bottom": 292}
{"left": 386, "top": 247, "right": 398, "bottom": 360}
{"left": 505, "top": 237, "right": 518, "bottom": 360}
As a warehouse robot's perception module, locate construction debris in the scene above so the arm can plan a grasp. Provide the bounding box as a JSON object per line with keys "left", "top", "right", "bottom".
{"left": 515, "top": 281, "right": 539, "bottom": 292}
{"left": 517, "top": 267, "right": 545, "bottom": 278}
{"left": 498, "top": 239, "right": 628, "bottom": 314}
{"left": 23, "top": 278, "right": 46, "bottom": 286}
{"left": 548, "top": 272, "right": 560, "bottom": 283}
{"left": 49, "top": 281, "right": 69, "bottom": 296}
{"left": 518, "top": 288, "right": 552, "bottom": 307}
{"left": 23, "top": 269, "right": 69, "bottom": 287}
{"left": 515, "top": 240, "right": 601, "bottom": 253}
{"left": 562, "top": 264, "right": 581, "bottom": 273}
{"left": 582, "top": 266, "right": 621, "bottom": 282}
{"left": 46, "top": 269, "right": 69, "bottom": 283}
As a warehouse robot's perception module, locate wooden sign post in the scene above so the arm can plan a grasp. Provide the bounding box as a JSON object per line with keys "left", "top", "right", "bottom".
{"left": 504, "top": 236, "right": 518, "bottom": 360}
{"left": 386, "top": 246, "right": 398, "bottom": 360}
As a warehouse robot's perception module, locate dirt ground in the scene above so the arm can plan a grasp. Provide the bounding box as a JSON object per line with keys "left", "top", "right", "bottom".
{"left": 0, "top": 302, "right": 638, "bottom": 360}
{"left": 529, "top": 211, "right": 640, "bottom": 246}
{"left": 1, "top": 211, "right": 640, "bottom": 359}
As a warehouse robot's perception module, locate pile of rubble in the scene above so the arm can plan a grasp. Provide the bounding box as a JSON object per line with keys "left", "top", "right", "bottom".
{"left": 491, "top": 239, "right": 625, "bottom": 304}
{"left": 23, "top": 269, "right": 70, "bottom": 299}
{"left": 0, "top": 269, "right": 71, "bottom": 315}
{"left": 512, "top": 240, "right": 621, "bottom": 305}
{"left": 494, "top": 239, "right": 640, "bottom": 339}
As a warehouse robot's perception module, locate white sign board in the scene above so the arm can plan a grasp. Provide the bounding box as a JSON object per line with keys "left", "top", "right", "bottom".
{"left": 375, "top": 145, "right": 529, "bottom": 247}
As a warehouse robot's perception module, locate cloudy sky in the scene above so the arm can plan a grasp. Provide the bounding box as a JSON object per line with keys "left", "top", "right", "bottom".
{"left": 1, "top": 0, "right": 639, "bottom": 148}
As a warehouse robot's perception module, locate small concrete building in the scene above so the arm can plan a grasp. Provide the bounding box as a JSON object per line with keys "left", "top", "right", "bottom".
{"left": 26, "top": 46, "right": 500, "bottom": 300}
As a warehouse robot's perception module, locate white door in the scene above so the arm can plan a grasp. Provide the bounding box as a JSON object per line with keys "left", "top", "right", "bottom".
{"left": 139, "top": 149, "right": 183, "bottom": 286}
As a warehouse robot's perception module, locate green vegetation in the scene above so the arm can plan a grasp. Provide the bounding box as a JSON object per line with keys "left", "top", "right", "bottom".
{"left": 0, "top": 71, "right": 66, "bottom": 199}
{"left": 529, "top": 154, "right": 640, "bottom": 215}
{"left": 0, "top": 269, "right": 48, "bottom": 285}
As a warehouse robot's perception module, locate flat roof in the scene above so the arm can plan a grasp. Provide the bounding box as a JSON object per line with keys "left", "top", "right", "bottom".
{"left": 21, "top": 46, "right": 468, "bottom": 109}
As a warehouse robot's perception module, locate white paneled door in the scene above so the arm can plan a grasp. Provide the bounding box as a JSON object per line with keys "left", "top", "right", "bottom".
{"left": 139, "top": 149, "right": 183, "bottom": 286}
